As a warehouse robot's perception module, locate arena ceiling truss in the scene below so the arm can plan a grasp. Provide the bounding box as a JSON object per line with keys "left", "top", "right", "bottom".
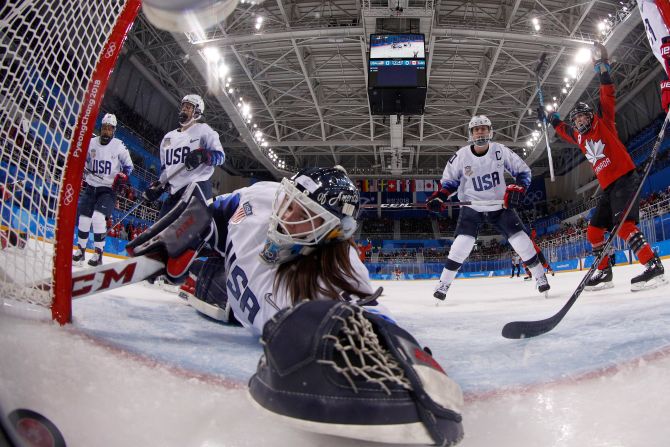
{"left": 121, "top": 0, "right": 661, "bottom": 180}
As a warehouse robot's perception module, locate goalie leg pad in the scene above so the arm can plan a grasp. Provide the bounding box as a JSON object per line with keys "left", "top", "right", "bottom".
{"left": 126, "top": 184, "right": 215, "bottom": 280}
{"left": 248, "top": 300, "right": 464, "bottom": 446}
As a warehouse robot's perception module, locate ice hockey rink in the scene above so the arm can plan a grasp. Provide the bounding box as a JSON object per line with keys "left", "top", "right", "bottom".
{"left": 1, "top": 256, "right": 669, "bottom": 447}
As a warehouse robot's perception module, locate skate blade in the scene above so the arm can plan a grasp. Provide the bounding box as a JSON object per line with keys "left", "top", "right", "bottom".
{"left": 631, "top": 275, "right": 668, "bottom": 292}
{"left": 584, "top": 282, "right": 614, "bottom": 292}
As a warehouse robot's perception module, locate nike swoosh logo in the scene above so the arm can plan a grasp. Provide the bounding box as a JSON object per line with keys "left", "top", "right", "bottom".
{"left": 190, "top": 138, "right": 199, "bottom": 143}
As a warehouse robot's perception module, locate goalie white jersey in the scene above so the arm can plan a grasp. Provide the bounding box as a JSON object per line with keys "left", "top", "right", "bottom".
{"left": 159, "top": 122, "right": 224, "bottom": 193}
{"left": 440, "top": 142, "right": 531, "bottom": 212}
{"left": 84, "top": 136, "right": 133, "bottom": 188}
{"left": 210, "top": 182, "right": 375, "bottom": 334}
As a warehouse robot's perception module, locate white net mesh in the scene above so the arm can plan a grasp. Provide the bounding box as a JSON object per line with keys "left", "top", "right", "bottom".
{"left": 0, "top": 1, "right": 137, "bottom": 318}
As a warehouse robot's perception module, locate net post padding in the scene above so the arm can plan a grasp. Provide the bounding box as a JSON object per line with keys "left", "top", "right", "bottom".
{"left": 52, "top": 0, "right": 141, "bottom": 324}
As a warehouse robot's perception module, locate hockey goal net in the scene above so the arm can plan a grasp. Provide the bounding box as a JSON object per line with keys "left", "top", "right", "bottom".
{"left": 0, "top": 0, "right": 141, "bottom": 323}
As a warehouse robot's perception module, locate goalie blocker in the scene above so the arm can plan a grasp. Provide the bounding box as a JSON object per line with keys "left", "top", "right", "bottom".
{"left": 248, "top": 300, "right": 464, "bottom": 446}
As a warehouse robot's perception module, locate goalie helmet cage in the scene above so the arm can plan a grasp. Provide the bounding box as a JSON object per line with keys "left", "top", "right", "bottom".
{"left": 0, "top": 0, "right": 141, "bottom": 324}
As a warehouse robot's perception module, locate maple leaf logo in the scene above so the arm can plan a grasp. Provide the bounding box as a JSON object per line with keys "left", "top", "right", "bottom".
{"left": 585, "top": 139, "right": 606, "bottom": 165}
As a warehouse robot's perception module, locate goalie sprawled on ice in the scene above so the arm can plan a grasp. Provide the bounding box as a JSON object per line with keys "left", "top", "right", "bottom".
{"left": 126, "top": 167, "right": 465, "bottom": 445}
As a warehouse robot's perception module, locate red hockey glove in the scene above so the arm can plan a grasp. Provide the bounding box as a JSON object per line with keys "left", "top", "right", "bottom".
{"left": 426, "top": 188, "right": 452, "bottom": 213}
{"left": 661, "top": 80, "right": 670, "bottom": 113}
{"left": 112, "top": 173, "right": 128, "bottom": 193}
{"left": 661, "top": 37, "right": 670, "bottom": 73}
{"left": 503, "top": 184, "right": 525, "bottom": 209}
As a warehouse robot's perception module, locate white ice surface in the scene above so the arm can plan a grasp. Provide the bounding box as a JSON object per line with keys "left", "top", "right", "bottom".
{"left": 1, "top": 259, "right": 669, "bottom": 446}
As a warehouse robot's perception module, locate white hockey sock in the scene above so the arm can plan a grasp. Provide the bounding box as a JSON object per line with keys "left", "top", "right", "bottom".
{"left": 77, "top": 215, "right": 92, "bottom": 247}
{"left": 529, "top": 263, "right": 546, "bottom": 279}
{"left": 439, "top": 268, "right": 458, "bottom": 285}
{"left": 507, "top": 231, "right": 537, "bottom": 262}
{"left": 92, "top": 211, "right": 107, "bottom": 253}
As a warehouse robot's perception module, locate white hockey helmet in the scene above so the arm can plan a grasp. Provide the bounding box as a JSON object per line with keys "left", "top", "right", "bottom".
{"left": 101, "top": 113, "right": 117, "bottom": 127}
{"left": 468, "top": 115, "right": 493, "bottom": 146}
{"left": 181, "top": 94, "right": 204, "bottom": 118}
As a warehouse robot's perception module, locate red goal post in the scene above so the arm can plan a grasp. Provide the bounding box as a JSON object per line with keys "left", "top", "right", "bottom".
{"left": 0, "top": 0, "right": 141, "bottom": 324}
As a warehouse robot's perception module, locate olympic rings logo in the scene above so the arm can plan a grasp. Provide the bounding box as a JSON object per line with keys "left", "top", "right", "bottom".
{"left": 523, "top": 190, "right": 544, "bottom": 205}
{"left": 104, "top": 42, "right": 117, "bottom": 59}
{"left": 63, "top": 183, "right": 75, "bottom": 206}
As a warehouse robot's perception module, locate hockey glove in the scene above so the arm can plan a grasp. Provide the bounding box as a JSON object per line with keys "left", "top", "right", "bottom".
{"left": 661, "top": 80, "right": 670, "bottom": 113}
{"left": 503, "top": 184, "right": 525, "bottom": 209}
{"left": 184, "top": 257, "right": 240, "bottom": 324}
{"left": 127, "top": 183, "right": 215, "bottom": 282}
{"left": 426, "top": 188, "right": 452, "bottom": 213}
{"left": 592, "top": 42, "right": 610, "bottom": 73}
{"left": 142, "top": 181, "right": 166, "bottom": 202}
{"left": 112, "top": 173, "right": 128, "bottom": 193}
{"left": 186, "top": 148, "right": 218, "bottom": 170}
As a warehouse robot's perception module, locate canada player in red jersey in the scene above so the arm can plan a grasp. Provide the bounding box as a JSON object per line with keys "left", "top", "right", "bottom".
{"left": 544, "top": 43, "right": 665, "bottom": 291}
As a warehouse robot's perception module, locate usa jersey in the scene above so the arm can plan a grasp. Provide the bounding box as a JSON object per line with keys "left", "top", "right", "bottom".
{"left": 159, "top": 123, "right": 224, "bottom": 193}
{"left": 440, "top": 142, "right": 531, "bottom": 212}
{"left": 210, "top": 182, "right": 375, "bottom": 335}
{"left": 639, "top": 0, "right": 670, "bottom": 75}
{"left": 84, "top": 137, "right": 133, "bottom": 188}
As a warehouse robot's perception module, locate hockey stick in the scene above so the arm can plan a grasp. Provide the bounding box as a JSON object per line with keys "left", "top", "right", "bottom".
{"left": 110, "top": 164, "right": 186, "bottom": 229}
{"left": 361, "top": 200, "right": 504, "bottom": 210}
{"left": 501, "top": 108, "right": 670, "bottom": 339}
{"left": 32, "top": 255, "right": 165, "bottom": 299}
{"left": 84, "top": 168, "right": 103, "bottom": 180}
{"left": 535, "top": 53, "right": 556, "bottom": 182}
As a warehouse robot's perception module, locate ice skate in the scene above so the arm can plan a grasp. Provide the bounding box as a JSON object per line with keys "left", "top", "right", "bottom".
{"left": 585, "top": 267, "right": 613, "bottom": 291}
{"left": 535, "top": 273, "right": 550, "bottom": 296}
{"left": 631, "top": 256, "right": 666, "bottom": 292}
{"left": 87, "top": 248, "right": 103, "bottom": 267}
{"left": 523, "top": 275, "right": 532, "bottom": 281}
{"left": 72, "top": 245, "right": 85, "bottom": 266}
{"left": 433, "top": 281, "right": 450, "bottom": 300}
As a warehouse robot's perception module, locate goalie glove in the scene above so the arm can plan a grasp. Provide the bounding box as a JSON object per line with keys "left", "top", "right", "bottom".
{"left": 426, "top": 188, "right": 453, "bottom": 213}
{"left": 127, "top": 183, "right": 215, "bottom": 281}
{"left": 183, "top": 257, "right": 240, "bottom": 325}
{"left": 249, "top": 300, "right": 464, "bottom": 446}
{"left": 503, "top": 184, "right": 525, "bottom": 209}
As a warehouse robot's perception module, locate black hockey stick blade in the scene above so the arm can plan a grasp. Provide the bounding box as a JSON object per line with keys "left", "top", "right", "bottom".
{"left": 502, "top": 108, "right": 670, "bottom": 339}
{"left": 534, "top": 53, "right": 547, "bottom": 75}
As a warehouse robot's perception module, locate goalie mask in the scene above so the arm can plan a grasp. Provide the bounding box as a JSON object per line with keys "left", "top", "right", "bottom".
{"left": 100, "top": 113, "right": 117, "bottom": 145}
{"left": 179, "top": 94, "right": 205, "bottom": 126}
{"left": 568, "top": 102, "right": 594, "bottom": 135}
{"left": 468, "top": 115, "right": 493, "bottom": 147}
{"left": 260, "top": 166, "right": 360, "bottom": 265}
